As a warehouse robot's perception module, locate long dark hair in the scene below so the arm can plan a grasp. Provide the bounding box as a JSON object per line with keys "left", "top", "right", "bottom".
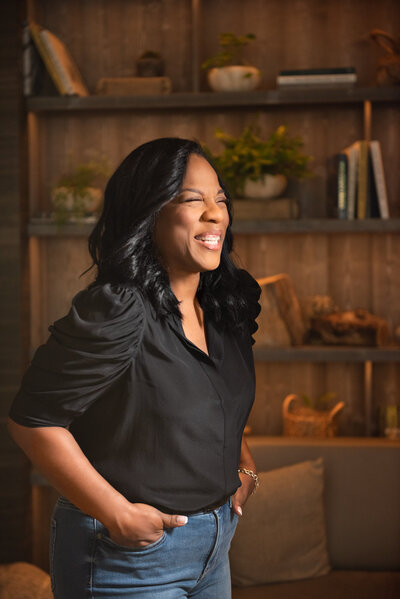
{"left": 87, "top": 137, "right": 255, "bottom": 331}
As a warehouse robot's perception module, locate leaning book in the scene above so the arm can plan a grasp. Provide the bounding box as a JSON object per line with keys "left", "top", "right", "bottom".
{"left": 29, "top": 22, "right": 89, "bottom": 96}
{"left": 369, "top": 141, "right": 390, "bottom": 219}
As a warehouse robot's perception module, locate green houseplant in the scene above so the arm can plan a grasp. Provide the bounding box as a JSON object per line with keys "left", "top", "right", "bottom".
{"left": 201, "top": 32, "right": 261, "bottom": 92}
{"left": 51, "top": 155, "right": 111, "bottom": 225}
{"left": 205, "top": 124, "right": 313, "bottom": 197}
{"left": 300, "top": 391, "right": 338, "bottom": 410}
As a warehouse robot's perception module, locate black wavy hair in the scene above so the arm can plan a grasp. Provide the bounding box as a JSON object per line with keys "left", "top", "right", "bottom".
{"left": 87, "top": 137, "right": 254, "bottom": 331}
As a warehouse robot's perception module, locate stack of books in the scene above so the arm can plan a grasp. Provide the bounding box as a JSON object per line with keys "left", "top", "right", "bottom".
{"left": 277, "top": 67, "right": 357, "bottom": 89}
{"left": 327, "top": 140, "right": 390, "bottom": 219}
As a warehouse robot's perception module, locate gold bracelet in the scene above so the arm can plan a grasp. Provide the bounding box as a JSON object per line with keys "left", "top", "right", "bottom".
{"left": 238, "top": 468, "right": 260, "bottom": 494}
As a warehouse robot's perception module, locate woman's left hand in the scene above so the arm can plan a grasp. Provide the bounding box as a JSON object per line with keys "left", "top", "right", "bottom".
{"left": 232, "top": 434, "right": 258, "bottom": 517}
{"left": 231, "top": 471, "right": 255, "bottom": 517}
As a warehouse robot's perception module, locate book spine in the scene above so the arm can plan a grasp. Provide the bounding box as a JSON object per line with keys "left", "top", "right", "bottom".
{"left": 39, "top": 31, "right": 74, "bottom": 95}
{"left": 369, "top": 141, "right": 390, "bottom": 219}
{"left": 357, "top": 141, "right": 369, "bottom": 219}
{"left": 344, "top": 144, "right": 358, "bottom": 220}
{"left": 277, "top": 74, "right": 357, "bottom": 85}
{"left": 337, "top": 154, "right": 348, "bottom": 219}
{"left": 279, "top": 68, "right": 356, "bottom": 76}
{"left": 29, "top": 23, "right": 66, "bottom": 95}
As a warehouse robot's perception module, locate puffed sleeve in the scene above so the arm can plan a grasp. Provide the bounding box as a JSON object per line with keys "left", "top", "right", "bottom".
{"left": 238, "top": 269, "right": 262, "bottom": 345}
{"left": 9, "top": 284, "right": 145, "bottom": 428}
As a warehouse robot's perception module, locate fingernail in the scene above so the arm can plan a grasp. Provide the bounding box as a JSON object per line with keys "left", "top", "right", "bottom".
{"left": 177, "top": 515, "right": 188, "bottom": 525}
{"left": 237, "top": 506, "right": 243, "bottom": 516}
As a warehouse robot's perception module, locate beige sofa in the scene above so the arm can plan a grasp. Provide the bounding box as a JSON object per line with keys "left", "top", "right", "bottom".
{"left": 231, "top": 436, "right": 400, "bottom": 599}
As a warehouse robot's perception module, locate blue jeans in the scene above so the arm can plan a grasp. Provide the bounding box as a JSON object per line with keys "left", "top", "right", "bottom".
{"left": 50, "top": 496, "right": 238, "bottom": 598}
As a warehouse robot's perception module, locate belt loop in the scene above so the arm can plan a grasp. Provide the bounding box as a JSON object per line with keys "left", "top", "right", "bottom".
{"left": 229, "top": 495, "right": 233, "bottom": 509}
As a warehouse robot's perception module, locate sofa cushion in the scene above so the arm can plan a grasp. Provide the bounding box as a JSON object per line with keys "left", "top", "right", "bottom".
{"left": 230, "top": 458, "right": 330, "bottom": 586}
{"left": 231, "top": 570, "right": 400, "bottom": 599}
{"left": 246, "top": 436, "right": 400, "bottom": 570}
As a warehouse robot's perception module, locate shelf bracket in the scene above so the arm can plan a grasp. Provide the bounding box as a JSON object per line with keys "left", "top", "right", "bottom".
{"left": 363, "top": 100, "right": 372, "bottom": 141}
{"left": 364, "top": 360, "right": 373, "bottom": 436}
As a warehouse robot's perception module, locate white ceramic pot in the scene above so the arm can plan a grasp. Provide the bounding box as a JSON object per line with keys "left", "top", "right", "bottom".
{"left": 244, "top": 174, "right": 288, "bottom": 199}
{"left": 52, "top": 186, "right": 103, "bottom": 214}
{"left": 207, "top": 66, "right": 261, "bottom": 92}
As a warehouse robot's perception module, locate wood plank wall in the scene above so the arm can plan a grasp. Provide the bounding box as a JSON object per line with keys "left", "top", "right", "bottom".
{"left": 25, "top": 0, "right": 400, "bottom": 439}
{"left": 0, "top": 0, "right": 31, "bottom": 563}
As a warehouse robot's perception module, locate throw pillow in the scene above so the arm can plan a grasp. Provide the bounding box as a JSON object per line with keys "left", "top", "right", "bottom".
{"left": 229, "top": 457, "right": 331, "bottom": 586}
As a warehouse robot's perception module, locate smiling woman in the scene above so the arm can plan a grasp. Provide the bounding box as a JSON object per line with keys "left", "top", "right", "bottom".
{"left": 8, "top": 137, "right": 261, "bottom": 599}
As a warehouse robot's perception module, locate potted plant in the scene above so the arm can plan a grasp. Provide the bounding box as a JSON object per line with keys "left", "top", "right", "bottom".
{"left": 205, "top": 124, "right": 312, "bottom": 198}
{"left": 51, "top": 155, "right": 111, "bottom": 225}
{"left": 136, "top": 50, "right": 164, "bottom": 77}
{"left": 201, "top": 32, "right": 261, "bottom": 92}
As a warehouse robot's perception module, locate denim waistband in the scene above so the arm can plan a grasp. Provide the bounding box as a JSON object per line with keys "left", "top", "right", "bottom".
{"left": 157, "top": 495, "right": 232, "bottom": 516}
{"left": 57, "top": 494, "right": 232, "bottom": 517}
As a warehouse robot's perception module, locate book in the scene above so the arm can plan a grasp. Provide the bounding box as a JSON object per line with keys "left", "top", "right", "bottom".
{"left": 29, "top": 22, "right": 65, "bottom": 94}
{"left": 29, "top": 22, "right": 88, "bottom": 96}
{"left": 327, "top": 154, "right": 348, "bottom": 219}
{"left": 357, "top": 140, "right": 370, "bottom": 219}
{"left": 279, "top": 67, "right": 356, "bottom": 76}
{"left": 277, "top": 66, "right": 357, "bottom": 87}
{"left": 341, "top": 142, "right": 359, "bottom": 219}
{"left": 277, "top": 73, "right": 356, "bottom": 86}
{"left": 22, "top": 21, "right": 42, "bottom": 96}
{"left": 369, "top": 141, "right": 390, "bottom": 218}
{"left": 368, "top": 151, "right": 381, "bottom": 219}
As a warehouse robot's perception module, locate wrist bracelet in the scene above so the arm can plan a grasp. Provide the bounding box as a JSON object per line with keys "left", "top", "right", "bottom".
{"left": 238, "top": 468, "right": 260, "bottom": 494}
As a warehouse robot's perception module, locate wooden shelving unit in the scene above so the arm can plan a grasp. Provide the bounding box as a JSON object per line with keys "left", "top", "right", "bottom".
{"left": 23, "top": 0, "right": 400, "bottom": 441}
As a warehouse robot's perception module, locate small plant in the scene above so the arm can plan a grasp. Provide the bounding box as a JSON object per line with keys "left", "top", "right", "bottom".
{"left": 139, "top": 50, "right": 162, "bottom": 59}
{"left": 136, "top": 50, "right": 164, "bottom": 76}
{"left": 201, "top": 32, "right": 256, "bottom": 70}
{"left": 300, "top": 392, "right": 338, "bottom": 411}
{"left": 52, "top": 154, "right": 111, "bottom": 225}
{"left": 204, "top": 124, "right": 313, "bottom": 197}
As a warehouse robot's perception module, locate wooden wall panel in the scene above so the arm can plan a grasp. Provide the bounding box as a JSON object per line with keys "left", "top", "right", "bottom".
{"left": 30, "top": 238, "right": 93, "bottom": 348}
{"left": 235, "top": 232, "right": 400, "bottom": 334}
{"left": 235, "top": 231, "right": 399, "bottom": 436}
{"left": 201, "top": 0, "right": 400, "bottom": 88}
{"left": 32, "top": 0, "right": 193, "bottom": 93}
{"left": 23, "top": 0, "right": 400, "bottom": 440}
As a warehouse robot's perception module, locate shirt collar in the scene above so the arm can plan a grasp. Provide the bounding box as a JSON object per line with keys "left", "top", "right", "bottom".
{"left": 167, "top": 310, "right": 224, "bottom": 367}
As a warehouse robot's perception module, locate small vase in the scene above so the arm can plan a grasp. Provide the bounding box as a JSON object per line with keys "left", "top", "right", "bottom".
{"left": 136, "top": 57, "right": 164, "bottom": 77}
{"left": 207, "top": 66, "right": 261, "bottom": 92}
{"left": 52, "top": 186, "right": 103, "bottom": 220}
{"left": 244, "top": 174, "right": 287, "bottom": 199}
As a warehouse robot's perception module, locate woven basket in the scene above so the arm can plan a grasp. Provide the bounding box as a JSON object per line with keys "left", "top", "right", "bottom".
{"left": 283, "top": 394, "right": 345, "bottom": 437}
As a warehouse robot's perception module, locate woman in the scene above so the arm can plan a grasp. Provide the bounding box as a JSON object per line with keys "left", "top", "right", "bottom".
{"left": 8, "top": 137, "right": 261, "bottom": 598}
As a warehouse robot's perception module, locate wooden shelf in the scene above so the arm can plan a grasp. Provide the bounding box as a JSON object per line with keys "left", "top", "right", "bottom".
{"left": 254, "top": 345, "right": 400, "bottom": 362}
{"left": 26, "top": 86, "right": 400, "bottom": 113}
{"left": 28, "top": 218, "right": 400, "bottom": 237}
{"left": 232, "top": 218, "right": 400, "bottom": 233}
{"left": 28, "top": 221, "right": 95, "bottom": 236}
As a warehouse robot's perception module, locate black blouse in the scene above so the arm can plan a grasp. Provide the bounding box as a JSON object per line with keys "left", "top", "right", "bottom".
{"left": 10, "top": 270, "right": 261, "bottom": 514}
